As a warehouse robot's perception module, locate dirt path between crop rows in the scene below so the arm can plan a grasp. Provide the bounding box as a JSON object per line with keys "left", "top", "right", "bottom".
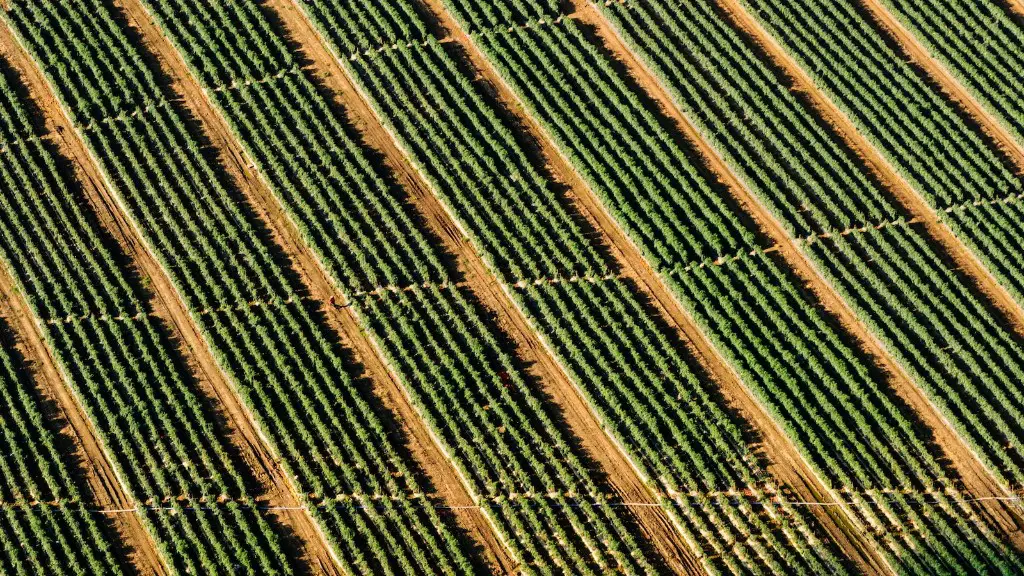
{"left": 705, "top": 0, "right": 1024, "bottom": 548}
{"left": 115, "top": 0, "right": 521, "bottom": 573}
{"left": 857, "top": 0, "right": 1024, "bottom": 169}
{"left": 0, "top": 5, "right": 348, "bottom": 574}
{"left": 0, "top": 25, "right": 169, "bottom": 576}
{"left": 269, "top": 0, "right": 708, "bottom": 572}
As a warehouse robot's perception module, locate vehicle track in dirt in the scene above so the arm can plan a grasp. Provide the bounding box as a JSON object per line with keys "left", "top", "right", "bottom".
{"left": 0, "top": 24, "right": 171, "bottom": 576}
{"left": 857, "top": 0, "right": 1024, "bottom": 168}
{"left": 114, "top": 0, "right": 521, "bottom": 572}
{"left": 1, "top": 5, "right": 350, "bottom": 574}
{"left": 552, "top": 1, "right": 902, "bottom": 571}
{"left": 264, "top": 0, "right": 708, "bottom": 572}
{"left": 687, "top": 0, "right": 1024, "bottom": 548}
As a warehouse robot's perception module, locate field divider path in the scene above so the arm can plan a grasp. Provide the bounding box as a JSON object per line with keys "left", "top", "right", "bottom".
{"left": 320, "top": 0, "right": 889, "bottom": 572}
{"left": 117, "top": 0, "right": 519, "bottom": 572}
{"left": 650, "top": 0, "right": 1024, "bottom": 546}
{"left": 235, "top": 0, "right": 702, "bottom": 571}
{"left": 854, "top": 0, "right": 1024, "bottom": 168}
{"left": 0, "top": 258, "right": 168, "bottom": 576}
{"left": 0, "top": 4, "right": 354, "bottom": 574}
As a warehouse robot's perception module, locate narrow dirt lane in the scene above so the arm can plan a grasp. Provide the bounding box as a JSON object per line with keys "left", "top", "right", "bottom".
{"left": 858, "top": 0, "right": 1024, "bottom": 169}
{"left": 0, "top": 266, "right": 168, "bottom": 576}
{"left": 1, "top": 5, "right": 348, "bottom": 574}
{"left": 270, "top": 0, "right": 706, "bottom": 572}
{"left": 0, "top": 24, "right": 170, "bottom": 576}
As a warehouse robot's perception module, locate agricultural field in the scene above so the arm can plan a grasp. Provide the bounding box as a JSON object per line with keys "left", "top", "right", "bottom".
{"left": 0, "top": 0, "right": 1022, "bottom": 574}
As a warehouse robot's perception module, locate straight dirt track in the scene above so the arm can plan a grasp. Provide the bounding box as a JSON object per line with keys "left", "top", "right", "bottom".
{"left": 0, "top": 6, "right": 347, "bottom": 575}
{"left": 113, "top": 0, "right": 520, "bottom": 572}
{"left": 0, "top": 264, "right": 168, "bottom": 576}
{"left": 651, "top": 0, "right": 1024, "bottom": 551}
{"left": 0, "top": 24, "right": 168, "bottom": 576}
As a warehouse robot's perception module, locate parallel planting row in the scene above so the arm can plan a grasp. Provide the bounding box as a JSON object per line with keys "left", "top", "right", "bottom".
{"left": 384, "top": 0, "right": 1024, "bottom": 572}
{"left": 876, "top": 0, "right": 1024, "bottom": 149}
{"left": 0, "top": 55, "right": 295, "bottom": 574}
{"left": 732, "top": 0, "right": 1024, "bottom": 485}
{"left": 3, "top": 0, "right": 475, "bottom": 573}
{"left": 589, "top": 0, "right": 1024, "bottom": 572}
{"left": 0, "top": 315, "right": 124, "bottom": 575}
{"left": 734, "top": 0, "right": 1024, "bottom": 331}
{"left": 136, "top": 0, "right": 662, "bottom": 572}
{"left": 300, "top": 0, "right": 852, "bottom": 574}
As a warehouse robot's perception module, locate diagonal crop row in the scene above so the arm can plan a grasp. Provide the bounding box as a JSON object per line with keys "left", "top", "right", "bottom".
{"left": 871, "top": 0, "right": 1024, "bottom": 151}
{"left": 729, "top": 0, "right": 1024, "bottom": 317}
{"left": 296, "top": 0, "right": 864, "bottom": 574}
{"left": 1, "top": 0, "right": 482, "bottom": 573}
{"left": 0, "top": 315, "right": 126, "bottom": 576}
{"left": 130, "top": 0, "right": 670, "bottom": 572}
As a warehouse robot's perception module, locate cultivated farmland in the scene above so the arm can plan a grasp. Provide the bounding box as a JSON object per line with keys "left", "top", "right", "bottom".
{"left": 0, "top": 0, "right": 1022, "bottom": 575}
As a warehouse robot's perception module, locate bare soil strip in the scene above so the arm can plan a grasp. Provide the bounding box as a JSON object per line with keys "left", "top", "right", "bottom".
{"left": 493, "top": 0, "right": 895, "bottom": 570}
{"left": 115, "top": 0, "right": 521, "bottom": 572}
{"left": 0, "top": 265, "right": 168, "bottom": 576}
{"left": 856, "top": 0, "right": 1024, "bottom": 169}
{"left": 267, "top": 0, "right": 707, "bottom": 572}
{"left": 0, "top": 7, "right": 349, "bottom": 575}
{"left": 696, "top": 0, "right": 1024, "bottom": 546}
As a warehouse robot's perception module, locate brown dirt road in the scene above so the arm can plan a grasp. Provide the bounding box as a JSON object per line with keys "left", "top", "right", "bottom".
{"left": 269, "top": 0, "right": 705, "bottom": 572}
{"left": 704, "top": 0, "right": 1024, "bottom": 548}
{"left": 858, "top": 0, "right": 1024, "bottom": 170}
{"left": 114, "top": 0, "right": 519, "bottom": 572}
{"left": 485, "top": 0, "right": 895, "bottom": 571}
{"left": 298, "top": 0, "right": 887, "bottom": 572}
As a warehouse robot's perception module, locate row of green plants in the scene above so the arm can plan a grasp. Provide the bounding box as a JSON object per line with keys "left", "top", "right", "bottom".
{"left": 735, "top": 0, "right": 1024, "bottom": 302}
{"left": 589, "top": 0, "right": 1024, "bottom": 572}
{"left": 608, "top": 0, "right": 1024, "bottom": 488}
{"left": 300, "top": 0, "right": 851, "bottom": 573}
{"left": 0, "top": 318, "right": 125, "bottom": 575}
{"left": 0, "top": 53, "right": 294, "bottom": 574}
{"left": 4, "top": 0, "right": 474, "bottom": 573}
{"left": 139, "top": 0, "right": 659, "bottom": 571}
{"left": 403, "top": 0, "right": 1024, "bottom": 572}
{"left": 875, "top": 0, "right": 1024, "bottom": 159}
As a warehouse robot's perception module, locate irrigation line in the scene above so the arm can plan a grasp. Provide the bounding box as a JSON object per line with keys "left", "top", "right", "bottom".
{"left": 7, "top": 492, "right": 1016, "bottom": 516}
